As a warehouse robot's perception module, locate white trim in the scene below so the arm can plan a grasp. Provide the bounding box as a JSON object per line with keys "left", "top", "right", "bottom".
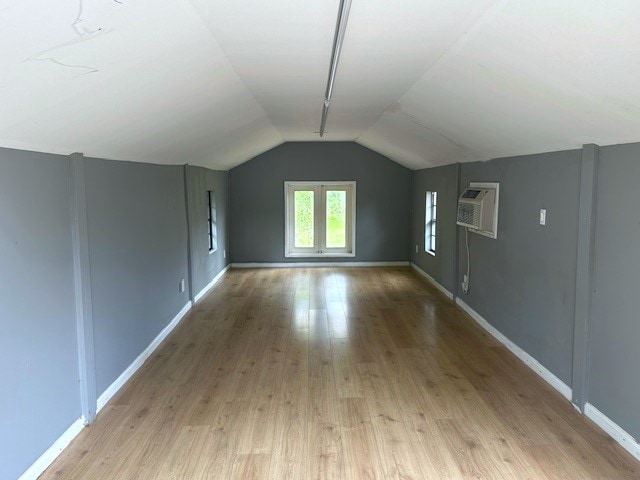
{"left": 425, "top": 190, "right": 437, "bottom": 254}
{"left": 410, "top": 263, "right": 454, "bottom": 299}
{"left": 455, "top": 298, "right": 572, "bottom": 401}
{"left": 283, "top": 180, "right": 356, "bottom": 185}
{"left": 194, "top": 265, "right": 230, "bottom": 303}
{"left": 18, "top": 417, "right": 86, "bottom": 480}
{"left": 96, "top": 301, "right": 192, "bottom": 412}
{"left": 285, "top": 252, "right": 356, "bottom": 258}
{"left": 585, "top": 403, "right": 640, "bottom": 462}
{"left": 284, "top": 181, "right": 356, "bottom": 258}
{"left": 232, "top": 261, "right": 409, "bottom": 268}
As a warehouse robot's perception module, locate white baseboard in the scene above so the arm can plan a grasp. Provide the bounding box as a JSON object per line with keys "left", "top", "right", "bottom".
{"left": 585, "top": 403, "right": 640, "bottom": 461}
{"left": 194, "top": 264, "right": 230, "bottom": 303}
{"left": 410, "top": 263, "right": 454, "bottom": 299}
{"left": 18, "top": 416, "right": 86, "bottom": 480}
{"left": 455, "top": 298, "right": 572, "bottom": 402}
{"left": 96, "top": 301, "right": 192, "bottom": 412}
{"left": 20, "top": 301, "right": 193, "bottom": 479}
{"left": 231, "top": 261, "right": 410, "bottom": 268}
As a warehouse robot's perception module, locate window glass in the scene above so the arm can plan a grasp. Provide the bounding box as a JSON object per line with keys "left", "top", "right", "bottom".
{"left": 425, "top": 191, "right": 437, "bottom": 254}
{"left": 294, "top": 190, "right": 314, "bottom": 248}
{"left": 208, "top": 190, "right": 217, "bottom": 252}
{"left": 326, "top": 190, "right": 346, "bottom": 248}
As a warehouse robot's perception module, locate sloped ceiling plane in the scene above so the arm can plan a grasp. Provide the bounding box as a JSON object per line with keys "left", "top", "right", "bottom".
{"left": 2, "top": 0, "right": 639, "bottom": 169}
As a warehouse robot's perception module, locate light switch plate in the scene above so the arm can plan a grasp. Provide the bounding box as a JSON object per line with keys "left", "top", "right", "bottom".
{"left": 540, "top": 209, "right": 547, "bottom": 225}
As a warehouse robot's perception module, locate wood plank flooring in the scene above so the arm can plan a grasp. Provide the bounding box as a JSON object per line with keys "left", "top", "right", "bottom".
{"left": 42, "top": 267, "right": 639, "bottom": 479}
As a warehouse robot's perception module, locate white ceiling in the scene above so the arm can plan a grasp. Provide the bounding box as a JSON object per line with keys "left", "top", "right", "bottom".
{"left": 2, "top": 0, "right": 640, "bottom": 169}
{"left": 0, "top": 0, "right": 282, "bottom": 169}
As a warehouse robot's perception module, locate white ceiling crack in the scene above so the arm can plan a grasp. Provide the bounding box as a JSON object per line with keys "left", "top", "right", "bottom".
{"left": 26, "top": 0, "right": 106, "bottom": 76}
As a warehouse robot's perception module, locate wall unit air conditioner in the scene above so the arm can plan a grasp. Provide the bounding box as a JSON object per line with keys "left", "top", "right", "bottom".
{"left": 456, "top": 182, "right": 499, "bottom": 239}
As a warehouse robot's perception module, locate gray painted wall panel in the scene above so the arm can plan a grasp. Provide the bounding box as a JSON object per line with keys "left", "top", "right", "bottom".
{"left": 457, "top": 150, "right": 582, "bottom": 385}
{"left": 4, "top": 137, "right": 640, "bottom": 477}
{"left": 186, "top": 166, "right": 230, "bottom": 296}
{"left": 84, "top": 158, "right": 190, "bottom": 395}
{"left": 229, "top": 142, "right": 411, "bottom": 263}
{"left": 0, "top": 148, "right": 81, "bottom": 480}
{"left": 589, "top": 142, "right": 640, "bottom": 438}
{"left": 410, "top": 164, "right": 459, "bottom": 293}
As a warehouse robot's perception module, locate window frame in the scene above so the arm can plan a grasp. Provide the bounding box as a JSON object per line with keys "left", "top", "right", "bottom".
{"left": 207, "top": 190, "right": 217, "bottom": 254}
{"left": 284, "top": 181, "right": 356, "bottom": 258}
{"left": 425, "top": 191, "right": 437, "bottom": 256}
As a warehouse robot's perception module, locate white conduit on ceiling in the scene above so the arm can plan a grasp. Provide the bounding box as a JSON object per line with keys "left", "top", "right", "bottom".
{"left": 319, "top": 0, "right": 353, "bottom": 137}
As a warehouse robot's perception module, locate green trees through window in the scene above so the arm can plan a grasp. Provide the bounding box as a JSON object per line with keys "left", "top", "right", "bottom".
{"left": 326, "top": 190, "right": 346, "bottom": 248}
{"left": 294, "top": 190, "right": 314, "bottom": 248}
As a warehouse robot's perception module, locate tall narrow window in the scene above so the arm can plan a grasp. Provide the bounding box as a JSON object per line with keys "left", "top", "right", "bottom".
{"left": 326, "top": 190, "right": 347, "bottom": 248}
{"left": 294, "top": 190, "right": 315, "bottom": 249}
{"left": 425, "top": 191, "right": 437, "bottom": 255}
{"left": 207, "top": 190, "right": 217, "bottom": 253}
{"left": 285, "top": 182, "right": 355, "bottom": 257}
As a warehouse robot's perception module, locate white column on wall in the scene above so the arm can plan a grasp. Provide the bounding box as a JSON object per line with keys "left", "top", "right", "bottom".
{"left": 69, "top": 152, "right": 98, "bottom": 423}
{"left": 453, "top": 163, "right": 461, "bottom": 298}
{"left": 571, "top": 143, "right": 599, "bottom": 410}
{"left": 183, "top": 164, "right": 195, "bottom": 303}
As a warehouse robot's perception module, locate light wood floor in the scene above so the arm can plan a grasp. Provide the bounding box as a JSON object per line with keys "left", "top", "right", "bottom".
{"left": 42, "top": 267, "right": 639, "bottom": 479}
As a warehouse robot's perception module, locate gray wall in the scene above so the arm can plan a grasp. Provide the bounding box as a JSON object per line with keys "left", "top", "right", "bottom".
{"left": 186, "top": 165, "right": 230, "bottom": 296}
{"left": 411, "top": 164, "right": 459, "bottom": 293}
{"left": 229, "top": 142, "right": 411, "bottom": 263}
{"left": 589, "top": 142, "right": 640, "bottom": 438}
{"left": 2, "top": 149, "right": 234, "bottom": 478}
{"left": 412, "top": 150, "right": 582, "bottom": 386}
{"left": 5, "top": 138, "right": 640, "bottom": 476}
{"left": 0, "top": 148, "right": 81, "bottom": 480}
{"left": 84, "top": 158, "right": 190, "bottom": 395}
{"left": 410, "top": 144, "right": 640, "bottom": 452}
{"left": 457, "top": 150, "right": 582, "bottom": 385}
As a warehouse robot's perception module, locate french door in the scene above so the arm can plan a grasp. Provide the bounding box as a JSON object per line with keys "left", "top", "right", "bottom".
{"left": 285, "top": 182, "right": 355, "bottom": 257}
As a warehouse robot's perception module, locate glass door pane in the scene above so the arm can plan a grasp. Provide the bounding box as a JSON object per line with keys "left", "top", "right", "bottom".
{"left": 294, "top": 190, "right": 314, "bottom": 248}
{"left": 325, "top": 190, "right": 346, "bottom": 248}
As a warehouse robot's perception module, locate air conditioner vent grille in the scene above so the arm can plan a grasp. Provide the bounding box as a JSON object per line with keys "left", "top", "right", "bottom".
{"left": 457, "top": 202, "right": 480, "bottom": 228}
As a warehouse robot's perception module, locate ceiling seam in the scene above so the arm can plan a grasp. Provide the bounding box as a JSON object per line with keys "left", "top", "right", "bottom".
{"left": 182, "top": 0, "right": 285, "bottom": 144}
{"left": 355, "top": 0, "right": 508, "bottom": 150}
{"left": 399, "top": 111, "right": 477, "bottom": 159}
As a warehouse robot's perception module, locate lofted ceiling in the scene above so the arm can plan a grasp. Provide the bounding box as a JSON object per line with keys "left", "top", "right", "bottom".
{"left": 1, "top": 0, "right": 640, "bottom": 170}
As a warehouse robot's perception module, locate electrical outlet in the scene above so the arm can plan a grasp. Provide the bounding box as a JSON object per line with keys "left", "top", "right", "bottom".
{"left": 539, "top": 209, "right": 547, "bottom": 225}
{"left": 462, "top": 274, "right": 469, "bottom": 295}
{"left": 223, "top": 249, "right": 226, "bottom": 259}
{"left": 179, "top": 279, "right": 185, "bottom": 293}
{"left": 415, "top": 244, "right": 418, "bottom": 253}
